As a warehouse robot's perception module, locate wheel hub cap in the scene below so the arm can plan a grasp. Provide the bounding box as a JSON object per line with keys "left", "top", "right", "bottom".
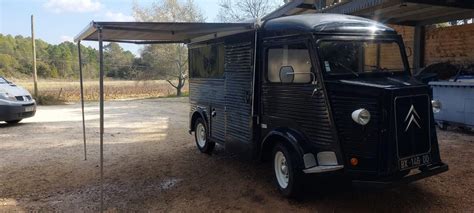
{"left": 274, "top": 151, "right": 289, "bottom": 189}
{"left": 196, "top": 123, "right": 206, "bottom": 148}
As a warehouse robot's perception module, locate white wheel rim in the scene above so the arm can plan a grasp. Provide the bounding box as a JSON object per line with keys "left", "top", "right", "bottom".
{"left": 196, "top": 123, "right": 206, "bottom": 148}
{"left": 274, "top": 151, "right": 289, "bottom": 189}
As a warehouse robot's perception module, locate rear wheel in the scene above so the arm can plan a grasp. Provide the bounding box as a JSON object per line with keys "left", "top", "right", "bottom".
{"left": 272, "top": 143, "right": 303, "bottom": 197}
{"left": 6, "top": 120, "right": 21, "bottom": 124}
{"left": 194, "top": 118, "right": 215, "bottom": 154}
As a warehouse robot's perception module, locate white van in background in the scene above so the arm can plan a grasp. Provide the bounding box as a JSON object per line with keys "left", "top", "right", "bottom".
{"left": 0, "top": 77, "right": 36, "bottom": 124}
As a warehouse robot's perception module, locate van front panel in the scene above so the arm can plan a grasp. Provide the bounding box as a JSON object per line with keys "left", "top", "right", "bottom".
{"left": 327, "top": 88, "right": 383, "bottom": 174}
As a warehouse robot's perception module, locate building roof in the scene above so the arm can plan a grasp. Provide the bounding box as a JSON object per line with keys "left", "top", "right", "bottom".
{"left": 262, "top": 13, "right": 396, "bottom": 35}
{"left": 264, "top": 0, "right": 474, "bottom": 26}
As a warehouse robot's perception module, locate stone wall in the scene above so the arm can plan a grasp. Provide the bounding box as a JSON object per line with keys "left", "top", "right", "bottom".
{"left": 424, "top": 24, "right": 474, "bottom": 65}
{"left": 391, "top": 23, "right": 474, "bottom": 69}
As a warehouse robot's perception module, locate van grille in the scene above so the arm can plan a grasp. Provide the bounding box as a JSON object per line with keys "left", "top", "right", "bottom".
{"left": 394, "top": 95, "right": 431, "bottom": 158}
{"left": 15, "top": 95, "right": 32, "bottom": 101}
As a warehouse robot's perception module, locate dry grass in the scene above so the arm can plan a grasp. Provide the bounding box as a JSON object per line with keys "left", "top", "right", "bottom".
{"left": 14, "top": 80, "right": 188, "bottom": 104}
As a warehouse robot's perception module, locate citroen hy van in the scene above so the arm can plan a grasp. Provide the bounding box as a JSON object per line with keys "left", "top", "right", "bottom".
{"left": 188, "top": 13, "right": 448, "bottom": 197}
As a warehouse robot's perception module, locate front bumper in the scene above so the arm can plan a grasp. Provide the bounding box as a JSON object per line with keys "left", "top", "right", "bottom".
{"left": 0, "top": 101, "right": 36, "bottom": 121}
{"left": 352, "top": 163, "right": 449, "bottom": 188}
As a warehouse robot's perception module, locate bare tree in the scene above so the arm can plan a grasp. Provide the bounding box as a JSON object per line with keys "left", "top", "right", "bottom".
{"left": 217, "top": 0, "right": 280, "bottom": 22}
{"left": 133, "top": 0, "right": 204, "bottom": 96}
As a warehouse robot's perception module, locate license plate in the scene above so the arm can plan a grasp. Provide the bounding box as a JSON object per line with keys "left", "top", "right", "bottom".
{"left": 399, "top": 154, "right": 431, "bottom": 170}
{"left": 24, "top": 106, "right": 35, "bottom": 112}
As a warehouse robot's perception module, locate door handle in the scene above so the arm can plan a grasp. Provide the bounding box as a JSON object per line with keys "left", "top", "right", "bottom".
{"left": 312, "top": 87, "right": 322, "bottom": 97}
{"left": 211, "top": 109, "right": 217, "bottom": 117}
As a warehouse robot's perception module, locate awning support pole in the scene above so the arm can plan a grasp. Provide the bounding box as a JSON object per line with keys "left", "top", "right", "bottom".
{"left": 413, "top": 24, "right": 425, "bottom": 74}
{"left": 78, "top": 41, "right": 87, "bottom": 161}
{"left": 98, "top": 27, "right": 105, "bottom": 212}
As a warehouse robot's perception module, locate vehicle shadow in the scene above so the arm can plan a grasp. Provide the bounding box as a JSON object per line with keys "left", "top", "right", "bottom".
{"left": 0, "top": 137, "right": 448, "bottom": 212}
{"left": 210, "top": 145, "right": 440, "bottom": 212}
{"left": 0, "top": 122, "right": 26, "bottom": 128}
{"left": 295, "top": 177, "right": 437, "bottom": 212}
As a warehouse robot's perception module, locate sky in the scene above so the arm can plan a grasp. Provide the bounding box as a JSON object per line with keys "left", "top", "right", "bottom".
{"left": 0, "top": 0, "right": 222, "bottom": 55}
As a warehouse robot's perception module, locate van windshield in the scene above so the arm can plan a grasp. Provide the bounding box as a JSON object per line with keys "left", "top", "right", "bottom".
{"left": 0, "top": 77, "right": 8, "bottom": 84}
{"left": 317, "top": 40, "right": 407, "bottom": 76}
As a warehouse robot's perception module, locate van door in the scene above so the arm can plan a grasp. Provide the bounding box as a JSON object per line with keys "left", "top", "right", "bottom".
{"left": 261, "top": 38, "right": 337, "bottom": 147}
{"left": 224, "top": 40, "right": 255, "bottom": 157}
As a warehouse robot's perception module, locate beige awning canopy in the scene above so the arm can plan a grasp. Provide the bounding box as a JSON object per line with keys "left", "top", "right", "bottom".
{"left": 74, "top": 21, "right": 255, "bottom": 44}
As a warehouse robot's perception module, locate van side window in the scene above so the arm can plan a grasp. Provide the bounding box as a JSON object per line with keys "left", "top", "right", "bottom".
{"left": 190, "top": 44, "right": 225, "bottom": 78}
{"left": 267, "top": 43, "right": 312, "bottom": 83}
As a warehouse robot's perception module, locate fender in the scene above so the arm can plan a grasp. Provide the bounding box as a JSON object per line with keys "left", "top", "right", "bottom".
{"left": 261, "top": 128, "right": 309, "bottom": 169}
{"left": 189, "top": 106, "right": 209, "bottom": 134}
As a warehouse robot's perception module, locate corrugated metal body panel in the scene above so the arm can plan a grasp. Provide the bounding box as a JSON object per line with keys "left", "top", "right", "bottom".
{"left": 224, "top": 41, "right": 254, "bottom": 144}
{"left": 328, "top": 92, "right": 381, "bottom": 172}
{"left": 329, "top": 94, "right": 380, "bottom": 158}
{"left": 189, "top": 78, "right": 226, "bottom": 142}
{"left": 328, "top": 88, "right": 384, "bottom": 172}
{"left": 262, "top": 84, "right": 335, "bottom": 146}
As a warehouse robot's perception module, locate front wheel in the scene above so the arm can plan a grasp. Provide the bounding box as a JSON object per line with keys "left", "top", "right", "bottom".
{"left": 194, "top": 118, "right": 215, "bottom": 154}
{"left": 272, "top": 143, "right": 303, "bottom": 197}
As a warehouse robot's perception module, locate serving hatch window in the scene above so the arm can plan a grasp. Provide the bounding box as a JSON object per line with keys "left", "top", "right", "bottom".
{"left": 317, "top": 40, "right": 406, "bottom": 75}
{"left": 189, "top": 43, "right": 225, "bottom": 78}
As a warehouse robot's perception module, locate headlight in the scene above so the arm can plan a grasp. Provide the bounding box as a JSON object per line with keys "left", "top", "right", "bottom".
{"left": 351, "top": 108, "right": 371, "bottom": 125}
{"left": 0, "top": 92, "right": 17, "bottom": 101}
{"left": 432, "top": 100, "right": 441, "bottom": 113}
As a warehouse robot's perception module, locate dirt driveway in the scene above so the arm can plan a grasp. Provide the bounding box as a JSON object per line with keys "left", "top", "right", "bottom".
{"left": 1, "top": 98, "right": 473, "bottom": 212}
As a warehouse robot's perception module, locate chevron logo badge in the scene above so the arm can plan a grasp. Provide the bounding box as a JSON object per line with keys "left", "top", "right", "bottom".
{"left": 404, "top": 105, "right": 421, "bottom": 132}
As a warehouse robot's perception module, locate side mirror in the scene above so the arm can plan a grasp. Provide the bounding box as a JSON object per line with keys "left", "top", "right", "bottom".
{"left": 279, "top": 66, "right": 295, "bottom": 83}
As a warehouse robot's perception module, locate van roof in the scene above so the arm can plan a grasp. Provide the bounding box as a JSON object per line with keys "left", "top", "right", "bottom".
{"left": 262, "top": 13, "right": 396, "bottom": 36}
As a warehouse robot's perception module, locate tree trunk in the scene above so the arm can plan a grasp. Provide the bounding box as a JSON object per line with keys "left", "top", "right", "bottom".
{"left": 176, "top": 87, "right": 182, "bottom": 96}
{"left": 175, "top": 76, "right": 186, "bottom": 97}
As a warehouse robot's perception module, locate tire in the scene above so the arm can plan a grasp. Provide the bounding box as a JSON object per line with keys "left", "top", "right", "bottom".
{"left": 272, "top": 143, "right": 303, "bottom": 198}
{"left": 194, "top": 117, "right": 215, "bottom": 154}
{"left": 6, "top": 120, "right": 21, "bottom": 124}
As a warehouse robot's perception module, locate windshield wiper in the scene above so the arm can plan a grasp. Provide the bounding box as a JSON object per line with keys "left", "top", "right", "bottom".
{"left": 333, "top": 61, "right": 359, "bottom": 77}
{"left": 365, "top": 65, "right": 391, "bottom": 72}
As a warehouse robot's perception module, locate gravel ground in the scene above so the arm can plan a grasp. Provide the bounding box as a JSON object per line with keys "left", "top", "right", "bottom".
{"left": 0, "top": 97, "right": 473, "bottom": 212}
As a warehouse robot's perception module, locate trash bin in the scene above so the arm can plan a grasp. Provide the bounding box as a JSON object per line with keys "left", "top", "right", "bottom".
{"left": 429, "top": 81, "right": 474, "bottom": 129}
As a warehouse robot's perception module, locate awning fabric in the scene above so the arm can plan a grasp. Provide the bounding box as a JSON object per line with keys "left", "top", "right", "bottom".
{"left": 74, "top": 21, "right": 255, "bottom": 44}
